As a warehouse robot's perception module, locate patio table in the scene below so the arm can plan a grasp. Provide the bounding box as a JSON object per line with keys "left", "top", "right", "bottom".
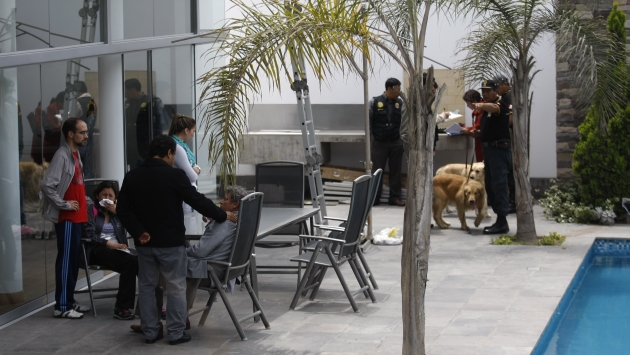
{"left": 187, "top": 206, "right": 320, "bottom": 321}
{"left": 251, "top": 206, "right": 320, "bottom": 320}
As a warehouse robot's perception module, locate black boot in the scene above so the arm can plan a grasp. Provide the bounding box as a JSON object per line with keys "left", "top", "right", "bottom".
{"left": 483, "top": 215, "right": 509, "bottom": 235}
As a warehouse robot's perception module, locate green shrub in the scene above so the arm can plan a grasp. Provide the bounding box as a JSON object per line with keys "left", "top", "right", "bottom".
{"left": 539, "top": 179, "right": 617, "bottom": 224}
{"left": 490, "top": 232, "right": 567, "bottom": 246}
{"left": 573, "top": 106, "right": 630, "bottom": 218}
{"left": 490, "top": 235, "right": 517, "bottom": 245}
{"left": 539, "top": 179, "right": 591, "bottom": 223}
{"left": 538, "top": 232, "right": 566, "bottom": 246}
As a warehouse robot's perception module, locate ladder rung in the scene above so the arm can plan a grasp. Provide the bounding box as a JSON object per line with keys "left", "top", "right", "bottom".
{"left": 304, "top": 120, "right": 312, "bottom": 125}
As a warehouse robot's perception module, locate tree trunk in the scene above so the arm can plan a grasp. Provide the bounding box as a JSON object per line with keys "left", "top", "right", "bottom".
{"left": 511, "top": 59, "right": 538, "bottom": 243}
{"left": 402, "top": 70, "right": 444, "bottom": 354}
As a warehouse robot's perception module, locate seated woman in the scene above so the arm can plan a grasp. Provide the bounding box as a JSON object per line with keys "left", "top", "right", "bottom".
{"left": 84, "top": 181, "right": 137, "bottom": 320}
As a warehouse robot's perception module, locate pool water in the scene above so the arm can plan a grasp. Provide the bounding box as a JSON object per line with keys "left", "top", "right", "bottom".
{"left": 533, "top": 239, "right": 630, "bottom": 355}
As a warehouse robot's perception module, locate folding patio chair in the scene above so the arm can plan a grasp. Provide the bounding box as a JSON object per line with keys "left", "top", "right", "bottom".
{"left": 289, "top": 175, "right": 376, "bottom": 312}
{"left": 192, "top": 192, "right": 270, "bottom": 340}
{"left": 254, "top": 161, "right": 308, "bottom": 281}
{"left": 302, "top": 169, "right": 382, "bottom": 290}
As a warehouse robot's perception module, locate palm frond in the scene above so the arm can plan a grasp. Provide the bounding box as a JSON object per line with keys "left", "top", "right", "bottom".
{"left": 197, "top": 0, "right": 382, "bottom": 185}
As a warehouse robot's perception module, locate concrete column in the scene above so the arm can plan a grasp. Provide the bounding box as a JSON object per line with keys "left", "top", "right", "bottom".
{"left": 97, "top": 54, "right": 125, "bottom": 185}
{"left": 0, "top": 0, "right": 23, "bottom": 304}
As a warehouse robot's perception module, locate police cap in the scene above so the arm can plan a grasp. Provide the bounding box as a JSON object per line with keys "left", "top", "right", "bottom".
{"left": 494, "top": 75, "right": 509, "bottom": 85}
{"left": 480, "top": 79, "right": 498, "bottom": 90}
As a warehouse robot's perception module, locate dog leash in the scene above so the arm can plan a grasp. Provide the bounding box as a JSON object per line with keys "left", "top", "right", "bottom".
{"left": 464, "top": 132, "right": 473, "bottom": 184}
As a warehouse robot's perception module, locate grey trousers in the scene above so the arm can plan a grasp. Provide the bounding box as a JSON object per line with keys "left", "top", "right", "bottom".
{"left": 137, "top": 246, "right": 187, "bottom": 341}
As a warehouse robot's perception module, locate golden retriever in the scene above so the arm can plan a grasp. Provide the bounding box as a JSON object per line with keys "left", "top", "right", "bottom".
{"left": 436, "top": 162, "right": 490, "bottom": 218}
{"left": 20, "top": 161, "right": 49, "bottom": 202}
{"left": 433, "top": 173, "right": 487, "bottom": 233}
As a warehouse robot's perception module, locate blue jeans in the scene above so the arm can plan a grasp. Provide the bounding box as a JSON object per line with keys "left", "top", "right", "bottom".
{"left": 483, "top": 145, "right": 512, "bottom": 217}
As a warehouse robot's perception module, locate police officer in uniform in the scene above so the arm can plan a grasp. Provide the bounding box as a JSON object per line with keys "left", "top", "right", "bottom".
{"left": 124, "top": 78, "right": 166, "bottom": 169}
{"left": 369, "top": 78, "right": 405, "bottom": 206}
{"left": 494, "top": 75, "right": 516, "bottom": 213}
{"left": 474, "top": 79, "right": 512, "bottom": 234}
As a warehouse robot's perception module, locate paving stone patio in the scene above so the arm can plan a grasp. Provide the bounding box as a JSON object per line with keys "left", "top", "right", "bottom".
{"left": 1, "top": 204, "right": 628, "bottom": 354}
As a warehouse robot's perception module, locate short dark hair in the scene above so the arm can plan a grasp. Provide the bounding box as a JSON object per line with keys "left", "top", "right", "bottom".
{"left": 93, "top": 180, "right": 119, "bottom": 202}
{"left": 55, "top": 91, "right": 65, "bottom": 104}
{"left": 463, "top": 89, "right": 482, "bottom": 103}
{"left": 75, "top": 80, "right": 88, "bottom": 93}
{"left": 149, "top": 135, "right": 176, "bottom": 158}
{"left": 62, "top": 118, "right": 84, "bottom": 139}
{"left": 385, "top": 78, "right": 401, "bottom": 91}
{"left": 124, "top": 78, "right": 141, "bottom": 92}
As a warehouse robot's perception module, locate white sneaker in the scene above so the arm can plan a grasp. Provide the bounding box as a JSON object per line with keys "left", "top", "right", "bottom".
{"left": 53, "top": 309, "right": 84, "bottom": 319}
{"left": 73, "top": 303, "right": 91, "bottom": 313}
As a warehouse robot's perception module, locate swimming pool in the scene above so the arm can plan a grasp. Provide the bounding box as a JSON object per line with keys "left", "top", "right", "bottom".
{"left": 531, "top": 239, "right": 630, "bottom": 355}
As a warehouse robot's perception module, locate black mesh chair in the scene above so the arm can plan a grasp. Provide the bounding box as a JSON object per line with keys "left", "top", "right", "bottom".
{"left": 303, "top": 169, "right": 382, "bottom": 290}
{"left": 192, "top": 192, "right": 270, "bottom": 340}
{"left": 289, "top": 175, "right": 376, "bottom": 312}
{"left": 254, "top": 161, "right": 308, "bottom": 280}
{"left": 76, "top": 179, "right": 125, "bottom": 318}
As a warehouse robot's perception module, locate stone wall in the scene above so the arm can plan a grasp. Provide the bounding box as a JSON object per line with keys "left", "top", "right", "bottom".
{"left": 555, "top": 0, "right": 628, "bottom": 178}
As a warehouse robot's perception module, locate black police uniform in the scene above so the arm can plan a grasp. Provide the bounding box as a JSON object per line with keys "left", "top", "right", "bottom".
{"left": 125, "top": 94, "right": 166, "bottom": 169}
{"left": 480, "top": 95, "right": 513, "bottom": 220}
{"left": 369, "top": 94, "right": 404, "bottom": 204}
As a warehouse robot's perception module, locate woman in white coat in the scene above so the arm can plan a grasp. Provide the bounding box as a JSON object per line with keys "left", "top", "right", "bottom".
{"left": 168, "top": 114, "right": 202, "bottom": 233}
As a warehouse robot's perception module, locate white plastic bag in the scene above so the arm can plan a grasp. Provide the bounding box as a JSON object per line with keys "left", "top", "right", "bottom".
{"left": 373, "top": 227, "right": 403, "bottom": 245}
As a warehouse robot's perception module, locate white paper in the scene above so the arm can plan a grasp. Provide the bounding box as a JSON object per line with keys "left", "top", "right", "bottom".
{"left": 437, "top": 112, "right": 464, "bottom": 123}
{"left": 445, "top": 123, "right": 464, "bottom": 136}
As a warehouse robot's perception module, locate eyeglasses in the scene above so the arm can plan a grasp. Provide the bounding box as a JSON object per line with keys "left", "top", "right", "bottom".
{"left": 75, "top": 130, "right": 89, "bottom": 136}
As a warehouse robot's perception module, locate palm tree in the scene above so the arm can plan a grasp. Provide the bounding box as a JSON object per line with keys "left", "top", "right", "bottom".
{"left": 197, "top": 0, "right": 621, "bottom": 353}
{"left": 452, "top": 0, "right": 625, "bottom": 243}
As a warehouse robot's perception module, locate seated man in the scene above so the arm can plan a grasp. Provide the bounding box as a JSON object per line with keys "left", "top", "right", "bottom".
{"left": 130, "top": 185, "right": 246, "bottom": 332}
{"left": 185, "top": 185, "right": 247, "bottom": 311}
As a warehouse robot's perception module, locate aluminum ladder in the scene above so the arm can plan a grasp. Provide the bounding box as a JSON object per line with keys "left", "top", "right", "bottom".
{"left": 290, "top": 54, "right": 327, "bottom": 226}
{"left": 62, "top": 0, "right": 100, "bottom": 119}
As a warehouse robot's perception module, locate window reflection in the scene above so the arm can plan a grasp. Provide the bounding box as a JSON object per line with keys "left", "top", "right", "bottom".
{"left": 124, "top": 52, "right": 169, "bottom": 169}
{"left": 120, "top": 0, "right": 192, "bottom": 40}
{"left": 1, "top": 1, "right": 101, "bottom": 53}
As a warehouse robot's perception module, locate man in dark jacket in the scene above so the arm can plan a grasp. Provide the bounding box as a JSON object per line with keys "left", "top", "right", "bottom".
{"left": 369, "top": 77, "right": 405, "bottom": 206}
{"left": 117, "top": 135, "right": 237, "bottom": 345}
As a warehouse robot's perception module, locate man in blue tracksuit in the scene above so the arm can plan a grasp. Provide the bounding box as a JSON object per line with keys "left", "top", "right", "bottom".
{"left": 41, "top": 118, "right": 91, "bottom": 319}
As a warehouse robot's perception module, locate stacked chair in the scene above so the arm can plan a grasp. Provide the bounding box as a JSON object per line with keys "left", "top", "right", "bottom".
{"left": 254, "top": 161, "right": 308, "bottom": 283}
{"left": 289, "top": 174, "right": 378, "bottom": 312}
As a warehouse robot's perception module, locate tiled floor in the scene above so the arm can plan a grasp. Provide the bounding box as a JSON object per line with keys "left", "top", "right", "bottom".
{"left": 1, "top": 204, "right": 628, "bottom": 354}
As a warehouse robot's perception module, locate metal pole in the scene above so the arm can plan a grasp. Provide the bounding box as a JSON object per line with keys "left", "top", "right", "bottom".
{"left": 363, "top": 38, "right": 373, "bottom": 245}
